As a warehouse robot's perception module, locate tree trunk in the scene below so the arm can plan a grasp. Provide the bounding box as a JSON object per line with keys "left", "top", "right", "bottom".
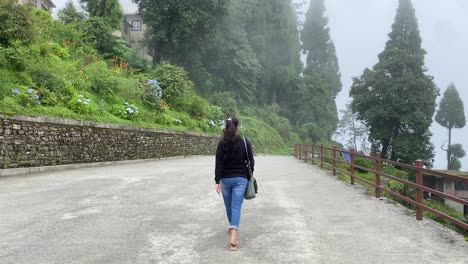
{"left": 381, "top": 139, "right": 390, "bottom": 159}
{"left": 270, "top": 86, "right": 277, "bottom": 105}
{"left": 447, "top": 127, "right": 452, "bottom": 170}
{"left": 352, "top": 117, "right": 357, "bottom": 150}
{"left": 390, "top": 127, "right": 399, "bottom": 161}
{"left": 152, "top": 40, "right": 163, "bottom": 65}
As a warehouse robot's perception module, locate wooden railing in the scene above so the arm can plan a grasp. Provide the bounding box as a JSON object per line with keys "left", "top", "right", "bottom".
{"left": 294, "top": 144, "right": 468, "bottom": 230}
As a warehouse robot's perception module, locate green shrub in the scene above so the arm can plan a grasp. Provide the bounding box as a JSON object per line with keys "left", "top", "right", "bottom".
{"left": 79, "top": 17, "right": 114, "bottom": 57}
{"left": 11, "top": 87, "right": 40, "bottom": 107}
{"left": 208, "top": 105, "right": 224, "bottom": 121}
{"left": 110, "top": 38, "right": 131, "bottom": 58}
{"left": 355, "top": 158, "right": 374, "bottom": 173}
{"left": 50, "top": 22, "right": 85, "bottom": 57}
{"left": 153, "top": 63, "right": 194, "bottom": 105}
{"left": 336, "top": 162, "right": 351, "bottom": 172}
{"left": 85, "top": 61, "right": 120, "bottom": 96}
{"left": 30, "top": 68, "right": 67, "bottom": 92}
{"left": 174, "top": 95, "right": 210, "bottom": 119}
{"left": 299, "top": 122, "right": 327, "bottom": 142}
{"left": 0, "top": 0, "right": 34, "bottom": 46}
{"left": 75, "top": 47, "right": 98, "bottom": 61}
{"left": 117, "top": 77, "right": 142, "bottom": 99}
{"left": 0, "top": 68, "right": 22, "bottom": 99}
{"left": 122, "top": 49, "right": 149, "bottom": 73}
{"left": 55, "top": 84, "right": 75, "bottom": 105}
{"left": 31, "top": 8, "right": 53, "bottom": 26}
{"left": 154, "top": 113, "right": 173, "bottom": 126}
{"left": 67, "top": 94, "right": 94, "bottom": 114}
{"left": 423, "top": 200, "right": 467, "bottom": 228}
{"left": 38, "top": 43, "right": 50, "bottom": 56}
{"left": 71, "top": 77, "right": 91, "bottom": 91}
{"left": 50, "top": 44, "right": 71, "bottom": 60}
{"left": 111, "top": 102, "right": 139, "bottom": 120}
{"left": 210, "top": 91, "right": 238, "bottom": 117}
{"left": 0, "top": 43, "right": 32, "bottom": 71}
{"left": 38, "top": 89, "right": 58, "bottom": 106}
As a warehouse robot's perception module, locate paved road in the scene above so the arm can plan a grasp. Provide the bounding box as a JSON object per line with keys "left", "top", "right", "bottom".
{"left": 0, "top": 156, "right": 466, "bottom": 264}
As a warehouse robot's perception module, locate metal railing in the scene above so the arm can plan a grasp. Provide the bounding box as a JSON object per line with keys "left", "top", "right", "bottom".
{"left": 294, "top": 143, "right": 468, "bottom": 230}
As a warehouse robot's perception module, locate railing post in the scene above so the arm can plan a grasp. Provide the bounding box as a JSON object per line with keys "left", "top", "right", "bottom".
{"left": 311, "top": 144, "right": 315, "bottom": 161}
{"left": 320, "top": 144, "right": 324, "bottom": 169}
{"left": 304, "top": 144, "right": 308, "bottom": 162}
{"left": 332, "top": 145, "right": 337, "bottom": 176}
{"left": 350, "top": 149, "right": 355, "bottom": 185}
{"left": 299, "top": 144, "right": 302, "bottom": 160}
{"left": 375, "top": 152, "right": 381, "bottom": 199}
{"left": 416, "top": 160, "right": 424, "bottom": 220}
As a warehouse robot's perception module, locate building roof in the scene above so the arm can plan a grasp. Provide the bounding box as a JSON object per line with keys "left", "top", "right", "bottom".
{"left": 43, "top": 0, "right": 56, "bottom": 8}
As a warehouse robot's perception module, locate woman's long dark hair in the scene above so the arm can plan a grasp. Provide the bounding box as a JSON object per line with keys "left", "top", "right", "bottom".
{"left": 222, "top": 117, "right": 240, "bottom": 160}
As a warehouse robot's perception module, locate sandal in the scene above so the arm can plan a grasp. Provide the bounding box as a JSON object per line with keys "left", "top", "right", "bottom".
{"left": 230, "top": 241, "right": 238, "bottom": 251}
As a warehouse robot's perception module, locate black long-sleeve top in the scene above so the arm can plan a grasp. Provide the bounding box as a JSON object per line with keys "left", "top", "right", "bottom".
{"left": 215, "top": 137, "right": 255, "bottom": 184}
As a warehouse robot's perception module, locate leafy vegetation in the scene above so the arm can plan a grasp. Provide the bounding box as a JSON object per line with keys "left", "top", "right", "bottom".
{"left": 79, "top": 0, "right": 123, "bottom": 30}
{"left": 435, "top": 83, "right": 466, "bottom": 170}
{"left": 350, "top": 0, "right": 439, "bottom": 166}
{"left": 294, "top": 0, "right": 342, "bottom": 140}
{"left": 354, "top": 158, "right": 374, "bottom": 173}
{"left": 135, "top": 0, "right": 304, "bottom": 126}
{"left": 336, "top": 103, "right": 369, "bottom": 153}
{"left": 0, "top": 1, "right": 300, "bottom": 154}
{"left": 319, "top": 156, "right": 467, "bottom": 234}
{"left": 2, "top": 0, "right": 462, "bottom": 163}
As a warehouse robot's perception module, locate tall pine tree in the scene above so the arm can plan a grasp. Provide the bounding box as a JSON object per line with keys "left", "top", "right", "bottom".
{"left": 201, "top": 0, "right": 261, "bottom": 103}
{"left": 350, "top": 0, "right": 439, "bottom": 165}
{"left": 136, "top": 0, "right": 229, "bottom": 65}
{"left": 79, "top": 0, "right": 122, "bottom": 30}
{"left": 295, "top": 0, "right": 342, "bottom": 140}
{"left": 435, "top": 83, "right": 466, "bottom": 169}
{"left": 244, "top": 0, "right": 302, "bottom": 106}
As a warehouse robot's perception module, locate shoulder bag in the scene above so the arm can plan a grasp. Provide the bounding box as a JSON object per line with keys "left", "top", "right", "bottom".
{"left": 243, "top": 137, "right": 258, "bottom": 200}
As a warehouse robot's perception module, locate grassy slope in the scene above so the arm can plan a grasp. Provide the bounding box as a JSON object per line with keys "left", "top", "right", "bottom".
{"left": 437, "top": 170, "right": 468, "bottom": 178}
{"left": 320, "top": 159, "right": 468, "bottom": 234}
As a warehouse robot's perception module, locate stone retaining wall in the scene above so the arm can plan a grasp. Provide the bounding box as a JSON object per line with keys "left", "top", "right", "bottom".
{"left": 0, "top": 115, "right": 220, "bottom": 169}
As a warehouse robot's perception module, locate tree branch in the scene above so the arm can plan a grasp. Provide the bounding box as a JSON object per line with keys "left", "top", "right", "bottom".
{"left": 440, "top": 144, "right": 448, "bottom": 152}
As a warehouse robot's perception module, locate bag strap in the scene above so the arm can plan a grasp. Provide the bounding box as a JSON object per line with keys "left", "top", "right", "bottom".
{"left": 243, "top": 137, "right": 251, "bottom": 169}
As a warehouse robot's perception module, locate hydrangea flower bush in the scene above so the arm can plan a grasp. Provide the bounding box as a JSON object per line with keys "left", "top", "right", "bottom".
{"left": 12, "top": 88, "right": 41, "bottom": 107}
{"left": 111, "top": 101, "right": 140, "bottom": 120}
{"left": 144, "top": 79, "right": 168, "bottom": 114}
{"left": 67, "top": 94, "right": 94, "bottom": 114}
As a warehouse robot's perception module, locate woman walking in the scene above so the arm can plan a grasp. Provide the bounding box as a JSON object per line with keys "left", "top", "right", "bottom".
{"left": 215, "top": 117, "right": 254, "bottom": 251}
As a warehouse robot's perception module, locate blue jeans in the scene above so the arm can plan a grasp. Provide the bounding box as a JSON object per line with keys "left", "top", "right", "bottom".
{"left": 220, "top": 177, "right": 248, "bottom": 230}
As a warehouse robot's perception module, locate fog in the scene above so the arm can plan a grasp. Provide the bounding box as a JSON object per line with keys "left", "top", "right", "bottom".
{"left": 53, "top": 0, "right": 468, "bottom": 169}
{"left": 301, "top": 0, "right": 468, "bottom": 170}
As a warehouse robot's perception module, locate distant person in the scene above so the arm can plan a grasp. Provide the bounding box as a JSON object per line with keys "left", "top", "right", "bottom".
{"left": 215, "top": 116, "right": 255, "bottom": 251}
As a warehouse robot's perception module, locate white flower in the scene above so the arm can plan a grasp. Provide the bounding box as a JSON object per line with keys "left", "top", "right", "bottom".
{"left": 77, "top": 99, "right": 83, "bottom": 103}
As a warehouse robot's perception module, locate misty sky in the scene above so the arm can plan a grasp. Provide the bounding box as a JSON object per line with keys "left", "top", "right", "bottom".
{"left": 308, "top": 0, "right": 468, "bottom": 170}
{"left": 53, "top": 0, "right": 468, "bottom": 170}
